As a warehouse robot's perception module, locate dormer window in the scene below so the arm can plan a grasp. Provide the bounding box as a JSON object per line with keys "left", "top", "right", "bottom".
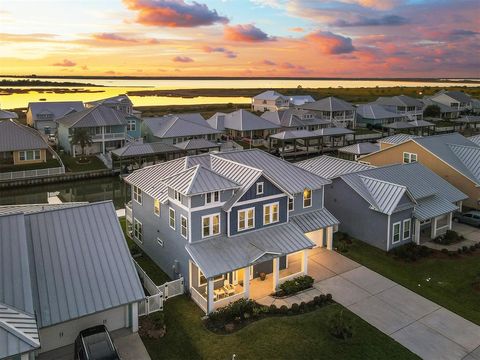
{"left": 256, "top": 182, "right": 264, "bottom": 195}
{"left": 174, "top": 190, "right": 182, "bottom": 202}
{"left": 205, "top": 191, "right": 220, "bottom": 205}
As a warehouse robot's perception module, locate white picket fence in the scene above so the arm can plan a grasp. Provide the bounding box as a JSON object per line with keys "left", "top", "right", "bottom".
{"left": 158, "top": 278, "right": 184, "bottom": 300}
{"left": 0, "top": 166, "right": 65, "bottom": 181}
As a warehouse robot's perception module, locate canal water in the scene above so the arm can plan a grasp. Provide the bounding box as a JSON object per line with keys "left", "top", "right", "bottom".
{"left": 0, "top": 176, "right": 130, "bottom": 209}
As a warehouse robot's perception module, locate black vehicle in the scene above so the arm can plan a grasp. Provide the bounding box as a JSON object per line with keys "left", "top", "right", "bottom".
{"left": 74, "top": 325, "right": 120, "bottom": 360}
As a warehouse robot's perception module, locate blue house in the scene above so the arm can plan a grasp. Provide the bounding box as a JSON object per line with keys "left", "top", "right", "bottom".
{"left": 125, "top": 149, "right": 338, "bottom": 314}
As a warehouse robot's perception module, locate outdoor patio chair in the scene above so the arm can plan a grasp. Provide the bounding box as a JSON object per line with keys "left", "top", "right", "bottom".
{"left": 223, "top": 280, "right": 235, "bottom": 296}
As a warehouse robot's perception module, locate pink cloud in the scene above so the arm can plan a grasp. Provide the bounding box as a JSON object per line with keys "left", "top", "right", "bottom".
{"left": 304, "top": 31, "right": 355, "bottom": 54}
{"left": 203, "top": 46, "right": 237, "bottom": 58}
{"left": 224, "top": 24, "right": 275, "bottom": 42}
{"left": 52, "top": 59, "right": 76, "bottom": 67}
{"left": 173, "top": 56, "right": 194, "bottom": 63}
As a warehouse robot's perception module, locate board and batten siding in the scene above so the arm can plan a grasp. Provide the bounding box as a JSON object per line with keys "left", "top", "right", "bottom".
{"left": 238, "top": 175, "right": 283, "bottom": 201}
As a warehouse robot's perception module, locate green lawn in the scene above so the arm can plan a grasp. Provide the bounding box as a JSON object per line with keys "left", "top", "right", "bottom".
{"left": 142, "top": 296, "right": 418, "bottom": 360}
{"left": 59, "top": 153, "right": 107, "bottom": 172}
{"left": 336, "top": 239, "right": 480, "bottom": 325}
{"left": 0, "top": 158, "right": 61, "bottom": 173}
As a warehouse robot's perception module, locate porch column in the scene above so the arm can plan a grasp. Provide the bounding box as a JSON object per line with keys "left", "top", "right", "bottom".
{"left": 301, "top": 250, "right": 308, "bottom": 275}
{"left": 207, "top": 278, "right": 214, "bottom": 314}
{"left": 414, "top": 219, "right": 421, "bottom": 245}
{"left": 326, "top": 226, "right": 333, "bottom": 250}
{"left": 131, "top": 302, "right": 139, "bottom": 332}
{"left": 430, "top": 217, "right": 438, "bottom": 239}
{"left": 244, "top": 266, "right": 250, "bottom": 299}
{"left": 272, "top": 258, "right": 279, "bottom": 292}
{"left": 448, "top": 212, "right": 453, "bottom": 230}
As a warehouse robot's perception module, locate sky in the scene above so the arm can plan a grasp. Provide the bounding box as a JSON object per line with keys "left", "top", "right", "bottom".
{"left": 0, "top": 0, "right": 479, "bottom": 78}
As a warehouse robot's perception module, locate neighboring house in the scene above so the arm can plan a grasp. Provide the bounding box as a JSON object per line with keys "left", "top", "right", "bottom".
{"left": 142, "top": 113, "right": 222, "bottom": 145}
{"left": 124, "top": 149, "right": 338, "bottom": 314}
{"left": 0, "top": 120, "right": 52, "bottom": 167}
{"left": 287, "top": 95, "right": 315, "bottom": 107}
{"left": 299, "top": 96, "right": 356, "bottom": 128}
{"left": 377, "top": 134, "right": 421, "bottom": 150}
{"left": 356, "top": 103, "right": 405, "bottom": 127}
{"left": 360, "top": 132, "right": 480, "bottom": 209}
{"left": 0, "top": 202, "right": 144, "bottom": 358}
{"left": 373, "top": 95, "right": 424, "bottom": 121}
{"left": 207, "top": 109, "right": 280, "bottom": 145}
{"left": 471, "top": 98, "right": 480, "bottom": 114}
{"left": 57, "top": 105, "right": 130, "bottom": 156}
{"left": 0, "top": 109, "right": 18, "bottom": 120}
{"left": 297, "top": 156, "right": 467, "bottom": 250}
{"left": 421, "top": 97, "right": 459, "bottom": 119}
{"left": 337, "top": 142, "right": 380, "bottom": 161}
{"left": 26, "top": 101, "right": 84, "bottom": 135}
{"left": 261, "top": 108, "right": 331, "bottom": 131}
{"left": 468, "top": 134, "right": 480, "bottom": 147}
{"left": 251, "top": 90, "right": 290, "bottom": 112}
{"left": 427, "top": 90, "right": 472, "bottom": 114}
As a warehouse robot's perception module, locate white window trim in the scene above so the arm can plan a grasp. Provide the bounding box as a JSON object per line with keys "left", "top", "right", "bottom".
{"left": 263, "top": 202, "right": 280, "bottom": 226}
{"left": 198, "top": 270, "right": 224, "bottom": 287}
{"left": 392, "top": 221, "right": 401, "bottom": 244}
{"left": 157, "top": 237, "right": 164, "bottom": 247}
{"left": 180, "top": 215, "right": 188, "bottom": 239}
{"left": 237, "top": 207, "right": 255, "bottom": 232}
{"left": 205, "top": 191, "right": 220, "bottom": 205}
{"left": 133, "top": 218, "right": 143, "bottom": 243}
{"left": 133, "top": 186, "right": 142, "bottom": 205}
{"left": 169, "top": 208, "right": 176, "bottom": 230}
{"left": 288, "top": 197, "right": 294, "bottom": 212}
{"left": 403, "top": 219, "right": 411, "bottom": 240}
{"left": 202, "top": 213, "right": 221, "bottom": 238}
{"left": 303, "top": 189, "right": 312, "bottom": 209}
{"left": 154, "top": 199, "right": 160, "bottom": 217}
{"left": 256, "top": 182, "right": 264, "bottom": 195}
{"left": 403, "top": 152, "right": 417, "bottom": 164}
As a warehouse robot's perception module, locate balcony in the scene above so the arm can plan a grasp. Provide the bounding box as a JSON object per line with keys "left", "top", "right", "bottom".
{"left": 91, "top": 132, "right": 126, "bottom": 141}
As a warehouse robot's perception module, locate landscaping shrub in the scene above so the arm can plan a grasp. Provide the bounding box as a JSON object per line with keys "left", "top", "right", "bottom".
{"left": 328, "top": 310, "right": 354, "bottom": 340}
{"left": 434, "top": 230, "right": 464, "bottom": 245}
{"left": 280, "top": 305, "right": 288, "bottom": 314}
{"left": 269, "top": 304, "right": 277, "bottom": 313}
{"left": 337, "top": 240, "right": 349, "bottom": 253}
{"left": 392, "top": 243, "right": 432, "bottom": 262}
{"left": 326, "top": 294, "right": 333, "bottom": 302}
{"left": 277, "top": 275, "right": 314, "bottom": 296}
{"left": 462, "top": 245, "right": 468, "bottom": 253}
{"left": 208, "top": 298, "right": 256, "bottom": 324}
{"left": 291, "top": 303, "right": 300, "bottom": 313}
{"left": 470, "top": 245, "right": 476, "bottom": 252}
{"left": 321, "top": 294, "right": 327, "bottom": 303}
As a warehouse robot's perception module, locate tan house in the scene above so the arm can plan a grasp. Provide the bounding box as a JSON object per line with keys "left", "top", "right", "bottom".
{"left": 360, "top": 133, "right": 480, "bottom": 209}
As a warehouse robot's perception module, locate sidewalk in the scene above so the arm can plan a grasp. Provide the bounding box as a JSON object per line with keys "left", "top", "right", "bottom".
{"left": 258, "top": 248, "right": 480, "bottom": 360}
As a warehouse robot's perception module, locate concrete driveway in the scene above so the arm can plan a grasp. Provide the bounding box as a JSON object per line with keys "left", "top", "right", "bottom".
{"left": 309, "top": 248, "right": 480, "bottom": 360}
{"left": 427, "top": 222, "right": 480, "bottom": 251}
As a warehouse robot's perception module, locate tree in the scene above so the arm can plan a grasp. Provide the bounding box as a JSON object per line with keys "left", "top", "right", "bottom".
{"left": 424, "top": 104, "right": 441, "bottom": 118}
{"left": 70, "top": 128, "right": 92, "bottom": 158}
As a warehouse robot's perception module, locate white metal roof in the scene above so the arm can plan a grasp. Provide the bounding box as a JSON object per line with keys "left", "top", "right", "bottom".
{"left": 378, "top": 134, "right": 421, "bottom": 145}
{"left": 300, "top": 96, "right": 355, "bottom": 112}
{"left": 296, "top": 155, "right": 374, "bottom": 179}
{"left": 56, "top": 105, "right": 129, "bottom": 128}
{"left": 290, "top": 208, "right": 339, "bottom": 233}
{"left": 338, "top": 142, "right": 380, "bottom": 155}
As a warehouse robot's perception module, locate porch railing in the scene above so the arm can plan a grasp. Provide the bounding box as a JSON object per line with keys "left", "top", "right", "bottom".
{"left": 213, "top": 292, "right": 245, "bottom": 311}
{"left": 190, "top": 287, "right": 208, "bottom": 313}
{"left": 0, "top": 166, "right": 65, "bottom": 181}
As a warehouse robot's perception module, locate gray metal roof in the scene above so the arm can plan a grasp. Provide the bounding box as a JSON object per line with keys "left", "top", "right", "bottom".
{"left": 211, "top": 109, "right": 280, "bottom": 131}
{"left": 161, "top": 165, "right": 240, "bottom": 195}
{"left": 300, "top": 96, "right": 355, "bottom": 112}
{"left": 433, "top": 90, "right": 472, "bottom": 104}
{"left": 383, "top": 121, "right": 416, "bottom": 129}
{"left": 409, "top": 119, "right": 434, "bottom": 127}
{"left": 288, "top": 95, "right": 315, "bottom": 106}
{"left": 0, "top": 109, "right": 18, "bottom": 119}
{"left": 186, "top": 222, "right": 315, "bottom": 278}
{"left": 378, "top": 134, "right": 421, "bottom": 145}
{"left": 290, "top": 208, "right": 339, "bottom": 233}
{"left": 56, "top": 105, "right": 128, "bottom": 128}
{"left": 24, "top": 201, "right": 144, "bottom": 328}
{"left": 313, "top": 127, "right": 355, "bottom": 136}
{"left": 269, "top": 129, "right": 319, "bottom": 140}
{"left": 253, "top": 90, "right": 286, "bottom": 101}
{"left": 338, "top": 142, "right": 380, "bottom": 155}
{"left": 356, "top": 103, "right": 404, "bottom": 120}
{"left": 468, "top": 134, "right": 480, "bottom": 146}
{"left": 27, "top": 101, "right": 84, "bottom": 121}
{"left": 0, "top": 202, "right": 88, "bottom": 216}
{"left": 453, "top": 116, "right": 480, "bottom": 124}
{"left": 174, "top": 138, "right": 219, "bottom": 150}
{"left": 296, "top": 155, "right": 374, "bottom": 179}
{"left": 85, "top": 94, "right": 132, "bottom": 107}
{"left": 111, "top": 141, "right": 181, "bottom": 158}
{"left": 375, "top": 95, "right": 423, "bottom": 108}
{"left": 143, "top": 113, "right": 221, "bottom": 139}
{"left": 421, "top": 97, "right": 457, "bottom": 113}
{"left": 261, "top": 109, "right": 329, "bottom": 128}
{"left": 414, "top": 195, "right": 459, "bottom": 221}
{"left": 0, "top": 120, "right": 49, "bottom": 152}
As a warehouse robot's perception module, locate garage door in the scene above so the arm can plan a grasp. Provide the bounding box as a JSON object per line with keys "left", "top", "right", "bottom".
{"left": 38, "top": 305, "right": 128, "bottom": 353}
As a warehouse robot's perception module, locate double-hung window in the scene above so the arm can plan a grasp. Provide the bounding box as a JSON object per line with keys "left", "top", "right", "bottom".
{"left": 133, "top": 218, "right": 143, "bottom": 243}
{"left": 127, "top": 119, "right": 136, "bottom": 131}
{"left": 288, "top": 198, "right": 294, "bottom": 212}
{"left": 392, "top": 222, "right": 401, "bottom": 243}
{"left": 19, "top": 150, "right": 41, "bottom": 161}
{"left": 256, "top": 182, "right": 264, "bottom": 195}
{"left": 174, "top": 190, "right": 182, "bottom": 202}
{"left": 303, "top": 189, "right": 312, "bottom": 208}
{"left": 133, "top": 186, "right": 142, "bottom": 204}
{"left": 181, "top": 215, "right": 188, "bottom": 239}
{"left": 169, "top": 208, "right": 175, "bottom": 229}
{"left": 154, "top": 199, "right": 160, "bottom": 216}
{"left": 403, "top": 219, "right": 411, "bottom": 240}
{"left": 264, "top": 203, "right": 279, "bottom": 225}
{"left": 403, "top": 152, "right": 417, "bottom": 164}
{"left": 205, "top": 191, "right": 220, "bottom": 205}
{"left": 238, "top": 208, "right": 255, "bottom": 231}
{"left": 202, "top": 214, "right": 220, "bottom": 238}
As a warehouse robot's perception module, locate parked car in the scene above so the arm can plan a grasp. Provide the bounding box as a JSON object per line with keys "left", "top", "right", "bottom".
{"left": 74, "top": 325, "right": 120, "bottom": 360}
{"left": 453, "top": 211, "right": 480, "bottom": 227}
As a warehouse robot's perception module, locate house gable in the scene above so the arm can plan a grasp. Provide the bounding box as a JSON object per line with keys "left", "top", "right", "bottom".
{"left": 238, "top": 175, "right": 284, "bottom": 202}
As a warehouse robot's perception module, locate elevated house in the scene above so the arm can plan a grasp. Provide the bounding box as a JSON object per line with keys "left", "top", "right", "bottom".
{"left": 57, "top": 105, "right": 132, "bottom": 156}
{"left": 0, "top": 202, "right": 144, "bottom": 359}
{"left": 26, "top": 101, "right": 84, "bottom": 135}
{"left": 251, "top": 90, "right": 290, "bottom": 112}
{"left": 299, "top": 96, "right": 356, "bottom": 128}
{"left": 287, "top": 95, "right": 315, "bottom": 107}
{"left": 356, "top": 103, "right": 405, "bottom": 127}
{"left": 142, "top": 113, "right": 222, "bottom": 145}
{"left": 373, "top": 95, "right": 424, "bottom": 121}
{"left": 426, "top": 90, "right": 473, "bottom": 116}
{"left": 421, "top": 97, "right": 460, "bottom": 119}
{"left": 297, "top": 156, "right": 467, "bottom": 250}
{"left": 261, "top": 108, "right": 331, "bottom": 132}
{"left": 360, "top": 132, "right": 480, "bottom": 209}
{"left": 124, "top": 149, "right": 339, "bottom": 314}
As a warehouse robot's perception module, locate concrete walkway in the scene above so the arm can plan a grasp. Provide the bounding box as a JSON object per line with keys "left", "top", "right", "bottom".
{"left": 258, "top": 248, "right": 480, "bottom": 360}
{"left": 425, "top": 222, "right": 480, "bottom": 251}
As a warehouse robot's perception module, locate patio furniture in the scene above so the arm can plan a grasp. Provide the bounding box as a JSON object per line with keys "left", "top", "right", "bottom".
{"left": 223, "top": 280, "right": 235, "bottom": 296}
{"left": 214, "top": 288, "right": 225, "bottom": 301}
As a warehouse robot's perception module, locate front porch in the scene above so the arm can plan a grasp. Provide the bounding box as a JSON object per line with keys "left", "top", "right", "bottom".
{"left": 414, "top": 213, "right": 453, "bottom": 244}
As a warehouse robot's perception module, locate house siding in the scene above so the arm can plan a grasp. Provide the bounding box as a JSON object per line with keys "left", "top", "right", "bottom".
{"left": 288, "top": 188, "right": 324, "bottom": 216}
{"left": 12, "top": 149, "right": 47, "bottom": 165}
{"left": 239, "top": 175, "right": 283, "bottom": 201}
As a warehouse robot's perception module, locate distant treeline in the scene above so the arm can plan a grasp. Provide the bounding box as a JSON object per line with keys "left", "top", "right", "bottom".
{"left": 0, "top": 79, "right": 101, "bottom": 87}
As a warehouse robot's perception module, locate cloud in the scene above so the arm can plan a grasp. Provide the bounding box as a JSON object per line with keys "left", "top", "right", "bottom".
{"left": 304, "top": 31, "right": 355, "bottom": 54}
{"left": 52, "top": 59, "right": 76, "bottom": 67}
{"left": 333, "top": 15, "right": 409, "bottom": 27}
{"left": 280, "top": 62, "right": 295, "bottom": 69}
{"left": 203, "top": 46, "right": 237, "bottom": 58}
{"left": 90, "top": 32, "right": 161, "bottom": 45}
{"left": 224, "top": 24, "right": 275, "bottom": 42}
{"left": 448, "top": 29, "right": 479, "bottom": 39}
{"left": 173, "top": 56, "right": 194, "bottom": 62}
{"left": 92, "top": 33, "right": 139, "bottom": 43}
{"left": 262, "top": 59, "right": 276, "bottom": 65}
{"left": 0, "top": 33, "right": 59, "bottom": 43}
{"left": 289, "top": 27, "right": 304, "bottom": 32}
{"left": 123, "top": 0, "right": 228, "bottom": 27}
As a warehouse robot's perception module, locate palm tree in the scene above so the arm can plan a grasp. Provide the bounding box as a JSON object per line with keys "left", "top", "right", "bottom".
{"left": 70, "top": 128, "right": 92, "bottom": 158}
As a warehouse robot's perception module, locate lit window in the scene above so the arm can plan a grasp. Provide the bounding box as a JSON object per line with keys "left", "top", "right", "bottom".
{"left": 198, "top": 270, "right": 224, "bottom": 286}
{"left": 133, "top": 218, "right": 143, "bottom": 243}
{"left": 154, "top": 199, "right": 160, "bottom": 216}
{"left": 403, "top": 152, "right": 417, "bottom": 164}
{"left": 256, "top": 182, "right": 264, "bottom": 195}
{"left": 19, "top": 150, "right": 40, "bottom": 161}
{"left": 181, "top": 215, "right": 188, "bottom": 239}
{"left": 238, "top": 208, "right": 255, "bottom": 231}
{"left": 264, "top": 203, "right": 279, "bottom": 225}
{"left": 202, "top": 214, "right": 220, "bottom": 238}
{"left": 205, "top": 191, "right": 220, "bottom": 205}
{"left": 303, "top": 189, "right": 312, "bottom": 208}
{"left": 392, "top": 222, "right": 401, "bottom": 243}
{"left": 169, "top": 208, "right": 175, "bottom": 229}
{"left": 133, "top": 186, "right": 142, "bottom": 204}
{"left": 403, "top": 219, "right": 411, "bottom": 240}
{"left": 288, "top": 198, "right": 294, "bottom": 212}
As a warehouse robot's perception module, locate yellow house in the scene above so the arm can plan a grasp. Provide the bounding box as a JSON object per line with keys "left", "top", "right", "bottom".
{"left": 360, "top": 133, "right": 480, "bottom": 209}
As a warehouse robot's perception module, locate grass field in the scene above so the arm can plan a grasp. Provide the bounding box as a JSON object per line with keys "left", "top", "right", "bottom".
{"left": 59, "top": 153, "right": 107, "bottom": 172}
{"left": 336, "top": 238, "right": 480, "bottom": 325}
{"left": 0, "top": 158, "right": 61, "bottom": 173}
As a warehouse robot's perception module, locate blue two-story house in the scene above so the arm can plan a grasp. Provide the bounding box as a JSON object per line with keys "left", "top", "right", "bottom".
{"left": 125, "top": 149, "right": 339, "bottom": 314}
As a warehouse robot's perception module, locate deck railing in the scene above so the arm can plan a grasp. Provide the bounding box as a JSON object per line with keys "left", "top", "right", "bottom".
{"left": 190, "top": 287, "right": 208, "bottom": 313}
{"left": 0, "top": 166, "right": 65, "bottom": 181}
